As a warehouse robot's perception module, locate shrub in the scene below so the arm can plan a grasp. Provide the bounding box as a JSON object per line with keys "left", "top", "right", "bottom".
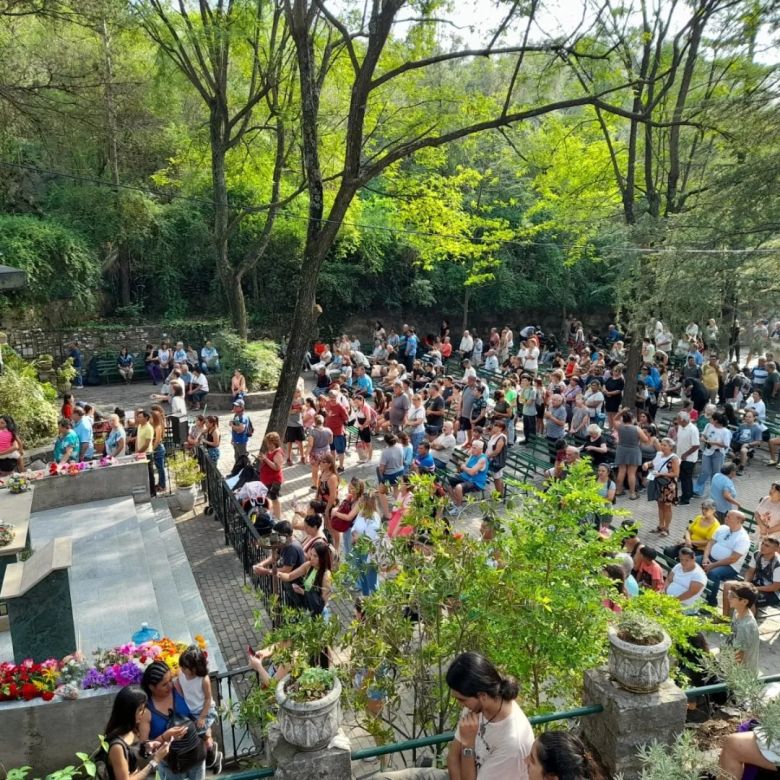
{"left": 0, "top": 365, "right": 58, "bottom": 446}
{"left": 214, "top": 332, "right": 281, "bottom": 391}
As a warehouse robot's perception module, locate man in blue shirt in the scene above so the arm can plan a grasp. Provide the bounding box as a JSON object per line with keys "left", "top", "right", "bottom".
{"left": 606, "top": 324, "right": 622, "bottom": 344}
{"left": 413, "top": 441, "right": 436, "bottom": 475}
{"left": 230, "top": 399, "right": 251, "bottom": 463}
{"left": 353, "top": 365, "right": 373, "bottom": 396}
{"left": 687, "top": 348, "right": 705, "bottom": 367}
{"left": 448, "top": 440, "right": 489, "bottom": 506}
{"left": 710, "top": 463, "right": 739, "bottom": 521}
{"left": 68, "top": 341, "right": 84, "bottom": 388}
{"left": 403, "top": 327, "right": 418, "bottom": 372}
{"left": 71, "top": 407, "right": 94, "bottom": 461}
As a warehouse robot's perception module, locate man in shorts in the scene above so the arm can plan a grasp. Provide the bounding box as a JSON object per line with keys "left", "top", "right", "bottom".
{"left": 457, "top": 375, "right": 479, "bottom": 446}
{"left": 448, "top": 440, "right": 489, "bottom": 507}
{"left": 325, "top": 389, "right": 349, "bottom": 473}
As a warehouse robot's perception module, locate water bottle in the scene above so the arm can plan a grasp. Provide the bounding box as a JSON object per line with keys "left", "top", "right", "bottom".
{"left": 132, "top": 622, "right": 161, "bottom": 644}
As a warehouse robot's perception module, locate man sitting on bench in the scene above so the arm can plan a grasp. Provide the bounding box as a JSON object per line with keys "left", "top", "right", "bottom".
{"left": 721, "top": 536, "right": 780, "bottom": 617}
{"left": 448, "top": 440, "right": 489, "bottom": 507}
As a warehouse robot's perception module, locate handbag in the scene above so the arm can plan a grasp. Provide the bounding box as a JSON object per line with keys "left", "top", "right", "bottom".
{"left": 165, "top": 710, "right": 206, "bottom": 773}
{"left": 330, "top": 498, "right": 355, "bottom": 533}
{"left": 647, "top": 457, "right": 674, "bottom": 501}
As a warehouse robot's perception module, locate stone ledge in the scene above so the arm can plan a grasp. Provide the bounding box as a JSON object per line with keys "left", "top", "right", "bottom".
{"left": 205, "top": 390, "right": 276, "bottom": 411}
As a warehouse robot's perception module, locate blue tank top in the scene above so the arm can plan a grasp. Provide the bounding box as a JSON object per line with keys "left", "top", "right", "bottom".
{"left": 148, "top": 689, "right": 193, "bottom": 739}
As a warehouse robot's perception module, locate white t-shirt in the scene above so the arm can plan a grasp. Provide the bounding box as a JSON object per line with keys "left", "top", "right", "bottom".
{"left": 710, "top": 526, "right": 751, "bottom": 572}
{"left": 407, "top": 405, "right": 425, "bottom": 434}
{"left": 667, "top": 563, "right": 708, "bottom": 606}
{"left": 193, "top": 373, "right": 209, "bottom": 392}
{"left": 463, "top": 366, "right": 478, "bottom": 381}
{"left": 584, "top": 389, "right": 604, "bottom": 417}
{"left": 675, "top": 423, "right": 700, "bottom": 463}
{"left": 454, "top": 701, "right": 533, "bottom": 780}
{"left": 523, "top": 347, "right": 539, "bottom": 372}
{"left": 701, "top": 424, "right": 731, "bottom": 456}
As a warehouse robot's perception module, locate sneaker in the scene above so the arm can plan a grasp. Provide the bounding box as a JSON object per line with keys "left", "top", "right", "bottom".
{"left": 211, "top": 751, "right": 223, "bottom": 775}
{"left": 768, "top": 459, "right": 778, "bottom": 466}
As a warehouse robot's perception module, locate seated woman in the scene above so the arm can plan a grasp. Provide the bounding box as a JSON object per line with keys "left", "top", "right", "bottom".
{"left": 0, "top": 415, "right": 24, "bottom": 474}
{"left": 185, "top": 414, "right": 207, "bottom": 451}
{"left": 117, "top": 347, "right": 134, "bottom": 384}
{"left": 526, "top": 731, "right": 605, "bottom": 779}
{"left": 105, "top": 414, "right": 127, "bottom": 458}
{"left": 447, "top": 440, "right": 490, "bottom": 507}
{"left": 231, "top": 369, "right": 247, "bottom": 402}
{"left": 277, "top": 542, "right": 333, "bottom": 617}
{"left": 720, "top": 727, "right": 780, "bottom": 779}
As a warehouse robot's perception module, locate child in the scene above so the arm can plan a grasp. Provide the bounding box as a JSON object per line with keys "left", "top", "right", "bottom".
{"left": 176, "top": 645, "right": 222, "bottom": 774}
{"left": 726, "top": 583, "right": 760, "bottom": 674}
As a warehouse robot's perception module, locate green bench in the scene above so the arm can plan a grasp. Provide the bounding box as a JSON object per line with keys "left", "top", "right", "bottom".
{"left": 94, "top": 352, "right": 148, "bottom": 384}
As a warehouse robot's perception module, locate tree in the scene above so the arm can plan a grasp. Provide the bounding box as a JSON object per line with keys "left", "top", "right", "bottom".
{"left": 266, "top": 0, "right": 668, "bottom": 434}
{"left": 136, "top": 0, "right": 298, "bottom": 337}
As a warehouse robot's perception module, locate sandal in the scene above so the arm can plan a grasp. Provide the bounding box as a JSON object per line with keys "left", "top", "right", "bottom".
{"left": 629, "top": 493, "right": 639, "bottom": 500}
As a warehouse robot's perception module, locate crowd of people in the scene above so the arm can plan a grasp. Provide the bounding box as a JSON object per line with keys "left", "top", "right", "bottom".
{"left": 31, "top": 314, "right": 780, "bottom": 779}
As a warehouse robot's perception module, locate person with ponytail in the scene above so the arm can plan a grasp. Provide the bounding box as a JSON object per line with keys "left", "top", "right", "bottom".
{"left": 526, "top": 732, "right": 604, "bottom": 780}
{"left": 377, "top": 651, "right": 534, "bottom": 779}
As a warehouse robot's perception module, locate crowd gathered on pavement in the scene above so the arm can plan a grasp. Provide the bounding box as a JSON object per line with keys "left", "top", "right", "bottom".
{"left": 18, "top": 314, "right": 780, "bottom": 779}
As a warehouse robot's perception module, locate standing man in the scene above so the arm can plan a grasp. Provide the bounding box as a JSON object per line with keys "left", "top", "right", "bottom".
{"left": 230, "top": 399, "right": 251, "bottom": 465}
{"left": 71, "top": 406, "right": 94, "bottom": 462}
{"left": 458, "top": 375, "right": 480, "bottom": 446}
{"left": 69, "top": 341, "right": 84, "bottom": 388}
{"left": 543, "top": 394, "right": 567, "bottom": 464}
{"left": 325, "top": 388, "right": 349, "bottom": 473}
{"left": 404, "top": 327, "right": 418, "bottom": 372}
{"left": 675, "top": 412, "right": 700, "bottom": 505}
{"left": 377, "top": 652, "right": 533, "bottom": 780}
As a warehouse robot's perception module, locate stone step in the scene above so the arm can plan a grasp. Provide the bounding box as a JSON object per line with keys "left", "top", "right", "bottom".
{"left": 148, "top": 499, "right": 226, "bottom": 673}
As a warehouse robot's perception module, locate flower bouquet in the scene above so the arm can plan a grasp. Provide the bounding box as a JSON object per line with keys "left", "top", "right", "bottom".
{"left": 6, "top": 474, "right": 29, "bottom": 494}
{"left": 0, "top": 658, "right": 59, "bottom": 702}
{"left": 0, "top": 523, "right": 15, "bottom": 548}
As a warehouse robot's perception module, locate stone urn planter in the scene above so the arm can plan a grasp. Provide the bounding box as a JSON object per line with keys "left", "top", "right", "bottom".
{"left": 176, "top": 484, "right": 198, "bottom": 512}
{"left": 275, "top": 672, "right": 342, "bottom": 751}
{"left": 607, "top": 622, "right": 671, "bottom": 693}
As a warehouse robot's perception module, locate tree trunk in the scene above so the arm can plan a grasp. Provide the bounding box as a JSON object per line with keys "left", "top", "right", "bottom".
{"left": 622, "top": 334, "right": 643, "bottom": 410}
{"left": 221, "top": 270, "right": 248, "bottom": 342}
{"left": 265, "top": 247, "right": 322, "bottom": 434}
{"left": 461, "top": 286, "right": 470, "bottom": 332}
{"left": 118, "top": 245, "right": 131, "bottom": 307}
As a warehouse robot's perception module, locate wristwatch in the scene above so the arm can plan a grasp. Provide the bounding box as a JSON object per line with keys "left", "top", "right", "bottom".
{"left": 462, "top": 747, "right": 476, "bottom": 759}
{"left": 148, "top": 761, "right": 159, "bottom": 774}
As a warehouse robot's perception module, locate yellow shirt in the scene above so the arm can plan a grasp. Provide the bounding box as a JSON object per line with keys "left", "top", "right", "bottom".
{"left": 688, "top": 514, "right": 720, "bottom": 544}
{"left": 136, "top": 421, "right": 154, "bottom": 453}
{"left": 702, "top": 364, "right": 720, "bottom": 391}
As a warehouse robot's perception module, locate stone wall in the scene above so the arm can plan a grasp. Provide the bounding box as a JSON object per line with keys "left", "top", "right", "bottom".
{"left": 6, "top": 325, "right": 169, "bottom": 364}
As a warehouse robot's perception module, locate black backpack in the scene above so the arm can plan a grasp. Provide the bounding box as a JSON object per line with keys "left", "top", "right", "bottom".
{"left": 165, "top": 711, "right": 206, "bottom": 773}
{"left": 92, "top": 737, "right": 131, "bottom": 780}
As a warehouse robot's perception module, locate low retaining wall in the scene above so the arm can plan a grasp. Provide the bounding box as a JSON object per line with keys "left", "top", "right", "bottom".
{"left": 29, "top": 460, "right": 151, "bottom": 512}
{"left": 0, "top": 687, "right": 114, "bottom": 774}
{"left": 206, "top": 390, "right": 276, "bottom": 411}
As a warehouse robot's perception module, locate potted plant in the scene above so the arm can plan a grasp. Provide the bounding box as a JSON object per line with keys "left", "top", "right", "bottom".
{"left": 169, "top": 452, "right": 202, "bottom": 511}
{"left": 607, "top": 613, "right": 671, "bottom": 693}
{"left": 56, "top": 357, "right": 77, "bottom": 393}
{"left": 274, "top": 665, "right": 342, "bottom": 751}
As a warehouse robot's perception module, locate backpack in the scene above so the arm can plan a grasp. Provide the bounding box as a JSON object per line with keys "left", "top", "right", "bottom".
{"left": 245, "top": 416, "right": 255, "bottom": 438}
{"left": 92, "top": 737, "right": 130, "bottom": 780}
{"left": 165, "top": 711, "right": 206, "bottom": 773}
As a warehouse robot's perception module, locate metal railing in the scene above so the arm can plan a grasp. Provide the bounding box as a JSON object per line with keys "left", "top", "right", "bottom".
{"left": 213, "top": 672, "right": 780, "bottom": 776}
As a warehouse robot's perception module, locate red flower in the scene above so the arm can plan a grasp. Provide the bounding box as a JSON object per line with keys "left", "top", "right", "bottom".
{"left": 8, "top": 683, "right": 19, "bottom": 699}
{"left": 21, "top": 682, "right": 37, "bottom": 701}
{"left": 139, "top": 655, "right": 147, "bottom": 664}
{"left": 41, "top": 690, "right": 54, "bottom": 701}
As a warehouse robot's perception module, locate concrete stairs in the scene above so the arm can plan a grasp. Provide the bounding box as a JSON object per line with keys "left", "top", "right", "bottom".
{"left": 7, "top": 496, "right": 225, "bottom": 672}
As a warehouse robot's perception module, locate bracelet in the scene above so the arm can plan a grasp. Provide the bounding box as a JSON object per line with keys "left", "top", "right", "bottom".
{"left": 148, "top": 761, "right": 159, "bottom": 774}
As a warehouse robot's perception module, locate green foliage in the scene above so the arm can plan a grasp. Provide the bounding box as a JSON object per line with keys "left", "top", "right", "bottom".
{"left": 0, "top": 215, "right": 100, "bottom": 323}
{"left": 625, "top": 730, "right": 721, "bottom": 780}
{"left": 0, "top": 364, "right": 58, "bottom": 446}
{"left": 214, "top": 334, "right": 281, "bottom": 391}
{"left": 613, "top": 612, "right": 665, "bottom": 646}
{"left": 169, "top": 452, "right": 202, "bottom": 488}
{"left": 285, "top": 666, "right": 336, "bottom": 703}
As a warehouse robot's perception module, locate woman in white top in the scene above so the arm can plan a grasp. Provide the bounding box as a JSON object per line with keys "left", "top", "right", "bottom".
{"left": 643, "top": 437, "right": 681, "bottom": 537}
{"left": 351, "top": 491, "right": 382, "bottom": 596}
{"left": 105, "top": 414, "right": 126, "bottom": 458}
{"left": 405, "top": 394, "right": 426, "bottom": 451}
{"left": 694, "top": 411, "right": 731, "bottom": 497}
{"left": 170, "top": 384, "right": 187, "bottom": 416}
{"left": 523, "top": 337, "right": 540, "bottom": 375}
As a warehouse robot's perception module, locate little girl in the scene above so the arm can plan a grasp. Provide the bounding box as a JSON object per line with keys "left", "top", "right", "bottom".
{"left": 176, "top": 645, "right": 222, "bottom": 774}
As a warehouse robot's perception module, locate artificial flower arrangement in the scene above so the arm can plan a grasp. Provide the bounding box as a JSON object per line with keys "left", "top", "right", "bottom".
{"left": 0, "top": 635, "right": 207, "bottom": 704}
{"left": 0, "top": 523, "right": 15, "bottom": 547}
{"left": 6, "top": 474, "right": 29, "bottom": 494}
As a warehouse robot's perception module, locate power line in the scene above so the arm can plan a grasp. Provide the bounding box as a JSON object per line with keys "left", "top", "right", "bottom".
{"left": 1, "top": 159, "right": 778, "bottom": 255}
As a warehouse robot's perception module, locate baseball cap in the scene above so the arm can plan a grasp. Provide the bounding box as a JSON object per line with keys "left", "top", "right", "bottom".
{"left": 233, "top": 399, "right": 245, "bottom": 407}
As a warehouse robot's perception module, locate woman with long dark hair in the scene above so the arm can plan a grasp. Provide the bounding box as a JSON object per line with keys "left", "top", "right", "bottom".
{"left": 0, "top": 415, "right": 23, "bottom": 474}
{"left": 526, "top": 731, "right": 604, "bottom": 780}
{"left": 102, "top": 685, "right": 170, "bottom": 780}
{"left": 277, "top": 541, "right": 333, "bottom": 617}
{"left": 421, "top": 652, "right": 533, "bottom": 780}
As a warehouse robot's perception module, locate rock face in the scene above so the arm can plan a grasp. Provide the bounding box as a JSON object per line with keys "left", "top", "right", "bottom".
{"left": 583, "top": 667, "right": 687, "bottom": 780}
{"left": 275, "top": 674, "right": 343, "bottom": 751}
{"left": 607, "top": 625, "right": 671, "bottom": 693}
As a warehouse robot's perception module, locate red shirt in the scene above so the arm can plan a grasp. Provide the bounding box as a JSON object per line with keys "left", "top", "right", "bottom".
{"left": 441, "top": 342, "right": 453, "bottom": 359}
{"left": 325, "top": 401, "right": 348, "bottom": 436}
{"left": 636, "top": 560, "right": 665, "bottom": 592}
{"left": 259, "top": 447, "right": 284, "bottom": 485}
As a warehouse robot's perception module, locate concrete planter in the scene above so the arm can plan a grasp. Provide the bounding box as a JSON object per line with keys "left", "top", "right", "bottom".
{"left": 608, "top": 625, "right": 671, "bottom": 693}
{"left": 176, "top": 485, "right": 198, "bottom": 512}
{"left": 275, "top": 673, "right": 342, "bottom": 751}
